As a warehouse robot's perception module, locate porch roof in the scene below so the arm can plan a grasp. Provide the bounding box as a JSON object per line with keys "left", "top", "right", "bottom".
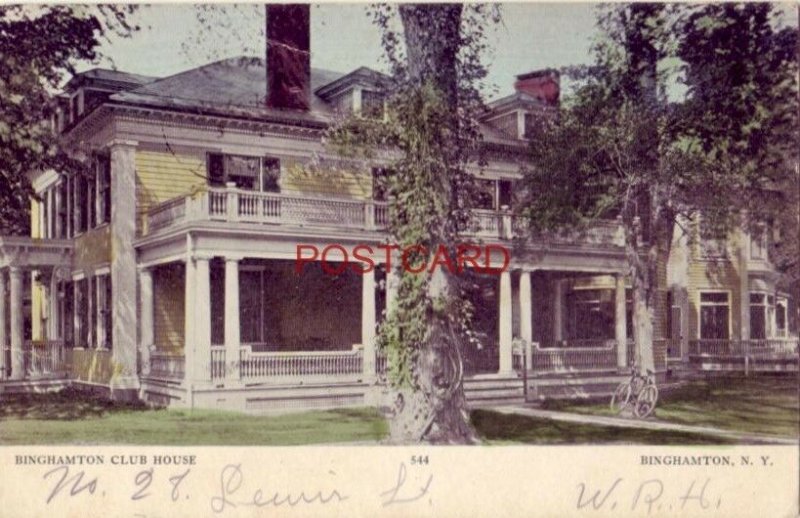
{"left": 0, "top": 236, "right": 73, "bottom": 269}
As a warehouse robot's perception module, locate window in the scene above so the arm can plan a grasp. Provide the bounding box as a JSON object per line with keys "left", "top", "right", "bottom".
{"left": 96, "top": 155, "right": 111, "bottom": 225}
{"left": 361, "top": 90, "right": 385, "bottom": 118}
{"left": 75, "top": 278, "right": 89, "bottom": 347}
{"left": 699, "top": 218, "right": 728, "bottom": 258}
{"left": 750, "top": 293, "right": 767, "bottom": 339}
{"left": 699, "top": 291, "right": 730, "bottom": 339}
{"left": 750, "top": 225, "right": 767, "bottom": 260}
{"left": 567, "top": 289, "right": 615, "bottom": 340}
{"left": 776, "top": 300, "right": 787, "bottom": 338}
{"left": 372, "top": 168, "right": 390, "bottom": 202}
{"left": 96, "top": 274, "right": 112, "bottom": 349}
{"left": 498, "top": 180, "right": 512, "bottom": 208}
{"left": 206, "top": 153, "right": 281, "bottom": 192}
{"left": 60, "top": 178, "right": 70, "bottom": 238}
{"left": 473, "top": 179, "right": 496, "bottom": 210}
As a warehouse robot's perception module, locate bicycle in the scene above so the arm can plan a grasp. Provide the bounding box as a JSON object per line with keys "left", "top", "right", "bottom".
{"left": 610, "top": 367, "right": 659, "bottom": 418}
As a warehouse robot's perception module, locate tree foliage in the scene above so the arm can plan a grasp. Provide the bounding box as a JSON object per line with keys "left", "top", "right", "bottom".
{"left": 519, "top": 3, "right": 797, "bottom": 370}
{"left": 0, "top": 5, "right": 138, "bottom": 234}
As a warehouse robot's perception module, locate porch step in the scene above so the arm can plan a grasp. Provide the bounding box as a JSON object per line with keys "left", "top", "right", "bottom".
{"left": 464, "top": 376, "right": 526, "bottom": 407}
{"left": 0, "top": 377, "right": 72, "bottom": 395}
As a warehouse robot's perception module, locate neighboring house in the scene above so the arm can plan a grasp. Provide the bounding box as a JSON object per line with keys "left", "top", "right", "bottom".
{"left": 0, "top": 16, "right": 796, "bottom": 410}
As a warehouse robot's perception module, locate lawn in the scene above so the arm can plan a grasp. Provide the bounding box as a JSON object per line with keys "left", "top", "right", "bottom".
{"left": 541, "top": 374, "right": 800, "bottom": 439}
{"left": 0, "top": 387, "right": 388, "bottom": 445}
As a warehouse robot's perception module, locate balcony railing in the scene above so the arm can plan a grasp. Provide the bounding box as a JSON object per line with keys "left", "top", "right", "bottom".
{"left": 146, "top": 186, "right": 625, "bottom": 246}
{"left": 209, "top": 346, "right": 365, "bottom": 383}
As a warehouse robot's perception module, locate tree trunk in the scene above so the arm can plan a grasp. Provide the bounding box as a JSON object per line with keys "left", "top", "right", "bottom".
{"left": 384, "top": 4, "right": 478, "bottom": 444}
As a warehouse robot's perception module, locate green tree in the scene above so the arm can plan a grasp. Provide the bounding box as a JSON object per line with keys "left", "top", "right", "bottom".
{"left": 0, "top": 5, "right": 138, "bottom": 234}
{"left": 329, "top": 3, "right": 500, "bottom": 443}
{"left": 519, "top": 3, "right": 797, "bottom": 372}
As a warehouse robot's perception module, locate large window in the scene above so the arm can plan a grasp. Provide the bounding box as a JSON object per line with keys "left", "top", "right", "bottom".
{"left": 96, "top": 274, "right": 112, "bottom": 349}
{"left": 699, "top": 291, "right": 730, "bottom": 339}
{"left": 567, "top": 289, "right": 615, "bottom": 340}
{"left": 207, "top": 153, "right": 281, "bottom": 192}
{"left": 776, "top": 299, "right": 787, "bottom": 338}
{"left": 96, "top": 155, "right": 111, "bottom": 225}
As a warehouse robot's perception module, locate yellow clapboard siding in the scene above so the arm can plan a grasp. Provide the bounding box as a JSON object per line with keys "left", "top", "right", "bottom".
{"left": 281, "top": 161, "right": 372, "bottom": 199}
{"left": 153, "top": 264, "right": 185, "bottom": 353}
{"left": 136, "top": 150, "right": 207, "bottom": 234}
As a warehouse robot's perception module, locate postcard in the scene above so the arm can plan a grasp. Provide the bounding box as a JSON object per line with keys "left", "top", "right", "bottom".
{"left": 0, "top": 2, "right": 798, "bottom": 517}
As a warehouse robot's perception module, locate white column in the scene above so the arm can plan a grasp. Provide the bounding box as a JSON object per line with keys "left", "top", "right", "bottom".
{"left": 183, "top": 258, "right": 196, "bottom": 385}
{"left": 361, "top": 267, "right": 376, "bottom": 378}
{"left": 224, "top": 257, "right": 241, "bottom": 384}
{"left": 109, "top": 140, "right": 139, "bottom": 396}
{"left": 385, "top": 266, "right": 399, "bottom": 317}
{"left": 48, "top": 271, "right": 59, "bottom": 339}
{"left": 739, "top": 230, "right": 750, "bottom": 341}
{"left": 553, "top": 279, "right": 564, "bottom": 342}
{"left": 9, "top": 267, "right": 24, "bottom": 380}
{"left": 615, "top": 274, "right": 628, "bottom": 370}
{"left": 139, "top": 268, "right": 154, "bottom": 375}
{"left": 499, "top": 270, "right": 513, "bottom": 373}
{"left": 519, "top": 270, "right": 533, "bottom": 371}
{"left": 0, "top": 271, "right": 7, "bottom": 378}
{"left": 193, "top": 256, "right": 212, "bottom": 384}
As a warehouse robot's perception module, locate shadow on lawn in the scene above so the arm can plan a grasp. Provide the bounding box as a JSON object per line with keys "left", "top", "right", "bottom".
{"left": 0, "top": 387, "right": 147, "bottom": 420}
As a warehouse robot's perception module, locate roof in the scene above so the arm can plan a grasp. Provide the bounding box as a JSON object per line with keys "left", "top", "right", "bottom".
{"left": 80, "top": 56, "right": 522, "bottom": 146}
{"left": 66, "top": 68, "right": 158, "bottom": 91}
{"left": 109, "top": 57, "right": 346, "bottom": 126}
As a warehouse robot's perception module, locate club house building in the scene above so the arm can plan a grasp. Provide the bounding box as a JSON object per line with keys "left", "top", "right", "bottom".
{"left": 1, "top": 8, "right": 796, "bottom": 410}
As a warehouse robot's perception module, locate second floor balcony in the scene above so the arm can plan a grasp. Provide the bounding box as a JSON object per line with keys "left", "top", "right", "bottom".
{"left": 145, "top": 185, "right": 625, "bottom": 247}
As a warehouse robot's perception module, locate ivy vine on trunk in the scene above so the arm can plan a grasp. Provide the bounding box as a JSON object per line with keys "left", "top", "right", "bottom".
{"left": 328, "top": 3, "right": 500, "bottom": 444}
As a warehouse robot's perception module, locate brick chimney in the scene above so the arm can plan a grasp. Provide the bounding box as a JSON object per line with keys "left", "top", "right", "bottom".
{"left": 265, "top": 4, "right": 310, "bottom": 110}
{"left": 514, "top": 69, "right": 559, "bottom": 106}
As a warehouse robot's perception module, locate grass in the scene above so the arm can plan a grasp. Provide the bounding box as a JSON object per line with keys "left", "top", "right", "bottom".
{"left": 540, "top": 374, "right": 800, "bottom": 439}
{"left": 0, "top": 387, "right": 388, "bottom": 446}
{"left": 470, "top": 410, "right": 737, "bottom": 445}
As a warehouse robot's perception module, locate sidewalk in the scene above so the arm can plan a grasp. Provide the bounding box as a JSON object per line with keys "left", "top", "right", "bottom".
{"left": 491, "top": 405, "right": 799, "bottom": 445}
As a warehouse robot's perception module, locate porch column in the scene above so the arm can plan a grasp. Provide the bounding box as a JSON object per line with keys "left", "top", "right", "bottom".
{"left": 519, "top": 270, "right": 533, "bottom": 371}
{"left": 48, "top": 270, "right": 59, "bottom": 339}
{"left": 553, "top": 279, "right": 564, "bottom": 342}
{"left": 9, "top": 267, "right": 24, "bottom": 380}
{"left": 224, "top": 257, "right": 241, "bottom": 384}
{"left": 385, "top": 266, "right": 399, "bottom": 317}
{"left": 499, "top": 270, "right": 513, "bottom": 373}
{"left": 139, "top": 268, "right": 154, "bottom": 375}
{"left": 193, "top": 256, "right": 212, "bottom": 384}
{"left": 109, "top": 140, "right": 139, "bottom": 397}
{"left": 183, "top": 258, "right": 196, "bottom": 385}
{"left": 615, "top": 273, "right": 628, "bottom": 370}
{"left": 0, "top": 270, "right": 7, "bottom": 378}
{"left": 361, "top": 266, "right": 376, "bottom": 379}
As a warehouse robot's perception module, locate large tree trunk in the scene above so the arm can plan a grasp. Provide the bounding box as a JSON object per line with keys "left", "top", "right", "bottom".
{"left": 384, "top": 4, "right": 478, "bottom": 444}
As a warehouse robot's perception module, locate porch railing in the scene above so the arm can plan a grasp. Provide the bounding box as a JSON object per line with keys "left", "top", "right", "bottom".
{"left": 147, "top": 352, "right": 185, "bottom": 380}
{"left": 22, "top": 340, "right": 69, "bottom": 378}
{"left": 209, "top": 346, "right": 365, "bottom": 382}
{"left": 146, "top": 187, "right": 624, "bottom": 247}
{"left": 689, "top": 338, "right": 799, "bottom": 357}
{"left": 532, "top": 341, "right": 617, "bottom": 372}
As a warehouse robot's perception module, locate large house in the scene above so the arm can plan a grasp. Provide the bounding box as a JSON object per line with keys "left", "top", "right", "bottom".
{"left": 1, "top": 9, "right": 796, "bottom": 410}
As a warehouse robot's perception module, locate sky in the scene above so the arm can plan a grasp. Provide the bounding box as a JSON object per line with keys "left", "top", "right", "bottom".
{"left": 85, "top": 3, "right": 601, "bottom": 99}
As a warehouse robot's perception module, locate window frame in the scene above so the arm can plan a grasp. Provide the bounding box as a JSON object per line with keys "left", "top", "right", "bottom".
{"left": 698, "top": 290, "right": 732, "bottom": 340}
